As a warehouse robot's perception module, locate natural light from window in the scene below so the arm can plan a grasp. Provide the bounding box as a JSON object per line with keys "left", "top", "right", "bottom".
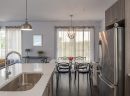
{"left": 56, "top": 27, "right": 94, "bottom": 62}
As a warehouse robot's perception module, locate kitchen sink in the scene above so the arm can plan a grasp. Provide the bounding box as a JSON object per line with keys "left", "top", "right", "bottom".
{"left": 0, "top": 73, "right": 43, "bottom": 91}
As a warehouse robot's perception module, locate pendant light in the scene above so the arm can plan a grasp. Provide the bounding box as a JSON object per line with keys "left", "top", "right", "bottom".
{"left": 67, "top": 15, "right": 75, "bottom": 39}
{"left": 21, "top": 0, "right": 32, "bottom": 31}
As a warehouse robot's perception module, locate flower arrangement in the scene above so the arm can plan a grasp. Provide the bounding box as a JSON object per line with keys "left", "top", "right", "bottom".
{"left": 68, "top": 57, "right": 74, "bottom": 62}
{"left": 37, "top": 51, "right": 44, "bottom": 57}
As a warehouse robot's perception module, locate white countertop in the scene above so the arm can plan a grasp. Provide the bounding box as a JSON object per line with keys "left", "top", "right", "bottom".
{"left": 0, "top": 61, "right": 56, "bottom": 96}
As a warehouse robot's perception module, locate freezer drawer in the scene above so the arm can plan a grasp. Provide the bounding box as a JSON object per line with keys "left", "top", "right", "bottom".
{"left": 99, "top": 75, "right": 117, "bottom": 96}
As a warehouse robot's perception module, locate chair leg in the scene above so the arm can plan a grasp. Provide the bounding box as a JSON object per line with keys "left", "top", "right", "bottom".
{"left": 75, "top": 70, "right": 77, "bottom": 80}
{"left": 69, "top": 70, "right": 71, "bottom": 80}
{"left": 77, "top": 71, "right": 79, "bottom": 96}
{"left": 69, "top": 72, "right": 71, "bottom": 96}
{"left": 89, "top": 73, "right": 93, "bottom": 96}
{"left": 56, "top": 72, "right": 59, "bottom": 96}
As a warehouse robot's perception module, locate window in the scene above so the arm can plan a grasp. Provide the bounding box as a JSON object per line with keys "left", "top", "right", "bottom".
{"left": 0, "top": 28, "right": 6, "bottom": 59}
{"left": 56, "top": 27, "right": 94, "bottom": 62}
{"left": 0, "top": 26, "right": 21, "bottom": 59}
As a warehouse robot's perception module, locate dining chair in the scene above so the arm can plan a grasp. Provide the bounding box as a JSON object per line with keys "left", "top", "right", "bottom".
{"left": 74, "top": 57, "right": 89, "bottom": 79}
{"left": 56, "top": 62, "right": 71, "bottom": 73}
{"left": 76, "top": 62, "right": 92, "bottom": 96}
{"left": 75, "top": 56, "right": 86, "bottom": 63}
{"left": 57, "top": 56, "right": 69, "bottom": 63}
{"left": 75, "top": 62, "right": 90, "bottom": 73}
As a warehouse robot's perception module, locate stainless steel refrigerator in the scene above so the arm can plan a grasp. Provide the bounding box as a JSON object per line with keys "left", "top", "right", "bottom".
{"left": 98, "top": 24, "right": 125, "bottom": 96}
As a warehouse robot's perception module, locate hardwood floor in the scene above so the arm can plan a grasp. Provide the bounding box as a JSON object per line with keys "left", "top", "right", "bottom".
{"left": 53, "top": 72, "right": 95, "bottom": 96}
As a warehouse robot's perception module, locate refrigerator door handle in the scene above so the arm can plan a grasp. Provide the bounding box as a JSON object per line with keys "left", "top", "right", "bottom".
{"left": 99, "top": 75, "right": 114, "bottom": 89}
{"left": 98, "top": 40, "right": 103, "bottom": 71}
{"left": 114, "top": 27, "right": 118, "bottom": 85}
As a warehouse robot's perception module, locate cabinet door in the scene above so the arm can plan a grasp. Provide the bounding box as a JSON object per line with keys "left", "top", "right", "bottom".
{"left": 42, "top": 76, "right": 53, "bottom": 96}
{"left": 105, "top": 9, "right": 109, "bottom": 27}
{"left": 112, "top": 0, "right": 125, "bottom": 22}
{"left": 49, "top": 77, "right": 53, "bottom": 96}
{"left": 118, "top": 0, "right": 125, "bottom": 20}
{"left": 105, "top": 7, "right": 112, "bottom": 26}
{"left": 125, "top": 0, "right": 130, "bottom": 96}
{"left": 105, "top": 2, "right": 118, "bottom": 26}
{"left": 112, "top": 2, "right": 119, "bottom": 23}
{"left": 105, "top": 0, "right": 125, "bottom": 27}
{"left": 42, "top": 86, "right": 49, "bottom": 96}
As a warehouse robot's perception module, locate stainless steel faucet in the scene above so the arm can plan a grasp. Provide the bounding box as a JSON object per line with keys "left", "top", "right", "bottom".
{"left": 5, "top": 61, "right": 11, "bottom": 79}
{"left": 5, "top": 51, "right": 22, "bottom": 79}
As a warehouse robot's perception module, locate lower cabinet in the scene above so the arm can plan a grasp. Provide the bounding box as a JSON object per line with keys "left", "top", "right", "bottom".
{"left": 42, "top": 75, "right": 53, "bottom": 96}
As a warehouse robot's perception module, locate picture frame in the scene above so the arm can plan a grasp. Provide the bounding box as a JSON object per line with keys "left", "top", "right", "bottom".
{"left": 33, "top": 35, "right": 42, "bottom": 46}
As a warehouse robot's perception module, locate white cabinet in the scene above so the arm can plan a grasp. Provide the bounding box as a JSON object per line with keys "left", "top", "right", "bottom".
{"left": 42, "top": 75, "right": 53, "bottom": 96}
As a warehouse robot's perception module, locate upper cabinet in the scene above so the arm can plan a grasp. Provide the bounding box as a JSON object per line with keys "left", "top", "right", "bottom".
{"left": 105, "top": 0, "right": 125, "bottom": 27}
{"left": 105, "top": 2, "right": 118, "bottom": 26}
{"left": 118, "top": 0, "right": 125, "bottom": 21}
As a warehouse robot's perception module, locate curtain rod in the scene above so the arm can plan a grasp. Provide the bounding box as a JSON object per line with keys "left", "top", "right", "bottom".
{"left": 6, "top": 26, "right": 21, "bottom": 28}
{"left": 55, "top": 26, "right": 94, "bottom": 29}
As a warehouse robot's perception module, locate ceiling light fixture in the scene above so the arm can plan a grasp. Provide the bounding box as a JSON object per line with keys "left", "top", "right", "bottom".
{"left": 21, "top": 0, "right": 32, "bottom": 31}
{"left": 67, "top": 15, "right": 75, "bottom": 39}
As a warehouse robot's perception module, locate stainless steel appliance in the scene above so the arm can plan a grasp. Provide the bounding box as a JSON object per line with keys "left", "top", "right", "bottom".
{"left": 98, "top": 23, "right": 125, "bottom": 96}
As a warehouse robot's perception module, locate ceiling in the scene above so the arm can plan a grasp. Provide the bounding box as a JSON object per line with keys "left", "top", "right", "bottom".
{"left": 0, "top": 0, "right": 117, "bottom": 22}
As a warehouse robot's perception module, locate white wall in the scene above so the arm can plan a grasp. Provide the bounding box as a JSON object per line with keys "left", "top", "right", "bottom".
{"left": 0, "top": 20, "right": 102, "bottom": 62}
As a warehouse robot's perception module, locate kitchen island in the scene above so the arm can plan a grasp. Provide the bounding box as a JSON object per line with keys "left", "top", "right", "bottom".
{"left": 0, "top": 61, "right": 56, "bottom": 96}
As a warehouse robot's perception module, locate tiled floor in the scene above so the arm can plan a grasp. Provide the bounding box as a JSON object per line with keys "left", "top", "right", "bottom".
{"left": 53, "top": 72, "right": 97, "bottom": 96}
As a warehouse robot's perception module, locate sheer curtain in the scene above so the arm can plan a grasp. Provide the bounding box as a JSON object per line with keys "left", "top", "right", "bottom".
{"left": 0, "top": 26, "right": 21, "bottom": 59}
{"left": 0, "top": 27, "right": 6, "bottom": 59}
{"left": 56, "top": 27, "right": 94, "bottom": 62}
{"left": 5, "top": 26, "right": 22, "bottom": 54}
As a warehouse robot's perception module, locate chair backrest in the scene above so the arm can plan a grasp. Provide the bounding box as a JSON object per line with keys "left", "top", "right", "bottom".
{"left": 58, "top": 62, "right": 69, "bottom": 66}
{"left": 6, "top": 51, "right": 22, "bottom": 65}
{"left": 57, "top": 56, "right": 69, "bottom": 63}
{"left": 75, "top": 56, "right": 86, "bottom": 63}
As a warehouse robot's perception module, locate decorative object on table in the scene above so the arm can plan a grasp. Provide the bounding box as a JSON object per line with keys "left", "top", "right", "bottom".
{"left": 22, "top": 56, "right": 48, "bottom": 63}
{"left": 68, "top": 56, "right": 74, "bottom": 62}
{"left": 67, "top": 14, "right": 76, "bottom": 39}
{"left": 25, "top": 48, "right": 31, "bottom": 56}
{"left": 33, "top": 35, "right": 42, "bottom": 46}
{"left": 21, "top": 0, "right": 32, "bottom": 31}
{"left": 37, "top": 50, "right": 44, "bottom": 57}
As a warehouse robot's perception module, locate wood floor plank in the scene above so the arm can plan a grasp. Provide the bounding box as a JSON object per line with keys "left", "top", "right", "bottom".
{"left": 53, "top": 72, "right": 92, "bottom": 96}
